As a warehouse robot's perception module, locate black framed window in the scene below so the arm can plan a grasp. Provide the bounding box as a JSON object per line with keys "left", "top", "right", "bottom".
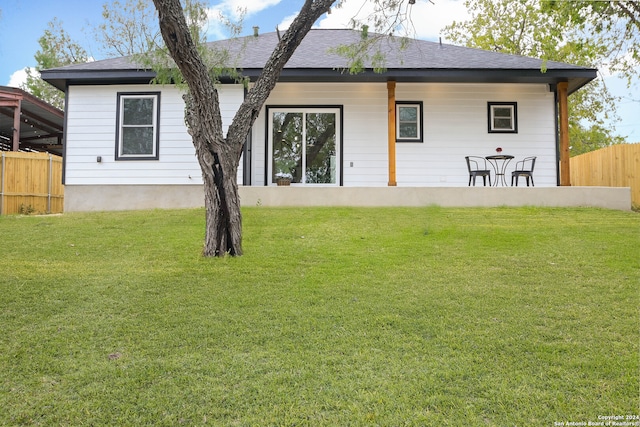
{"left": 266, "top": 106, "right": 343, "bottom": 186}
{"left": 396, "top": 101, "right": 423, "bottom": 142}
{"left": 115, "top": 92, "right": 161, "bottom": 160}
{"left": 488, "top": 102, "right": 517, "bottom": 133}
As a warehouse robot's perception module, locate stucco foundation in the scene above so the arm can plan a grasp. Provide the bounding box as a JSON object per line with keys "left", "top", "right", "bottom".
{"left": 64, "top": 185, "right": 205, "bottom": 212}
{"left": 64, "top": 185, "right": 632, "bottom": 212}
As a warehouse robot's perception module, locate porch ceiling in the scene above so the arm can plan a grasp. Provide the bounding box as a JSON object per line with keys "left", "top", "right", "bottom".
{"left": 0, "top": 86, "right": 64, "bottom": 156}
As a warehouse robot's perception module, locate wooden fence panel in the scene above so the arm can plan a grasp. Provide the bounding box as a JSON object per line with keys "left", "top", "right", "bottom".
{"left": 570, "top": 144, "right": 639, "bottom": 208}
{"left": 0, "top": 152, "right": 64, "bottom": 215}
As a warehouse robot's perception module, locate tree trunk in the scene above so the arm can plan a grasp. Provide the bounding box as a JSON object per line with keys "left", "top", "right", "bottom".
{"left": 153, "top": 0, "right": 337, "bottom": 256}
{"left": 184, "top": 93, "right": 243, "bottom": 256}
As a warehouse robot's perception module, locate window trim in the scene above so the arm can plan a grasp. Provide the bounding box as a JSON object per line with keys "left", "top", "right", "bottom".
{"left": 487, "top": 102, "right": 518, "bottom": 133}
{"left": 395, "top": 101, "right": 424, "bottom": 142}
{"left": 264, "top": 105, "right": 343, "bottom": 186}
{"left": 115, "top": 92, "right": 161, "bottom": 160}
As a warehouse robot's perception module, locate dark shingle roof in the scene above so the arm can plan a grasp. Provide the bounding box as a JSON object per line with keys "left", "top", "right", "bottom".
{"left": 214, "top": 29, "right": 584, "bottom": 70}
{"left": 41, "top": 29, "right": 596, "bottom": 93}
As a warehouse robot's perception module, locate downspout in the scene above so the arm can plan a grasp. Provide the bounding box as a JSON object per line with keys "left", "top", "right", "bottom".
{"left": 242, "top": 87, "right": 252, "bottom": 186}
{"left": 243, "top": 134, "right": 252, "bottom": 186}
{"left": 263, "top": 107, "right": 270, "bottom": 186}
{"left": 62, "top": 84, "right": 70, "bottom": 185}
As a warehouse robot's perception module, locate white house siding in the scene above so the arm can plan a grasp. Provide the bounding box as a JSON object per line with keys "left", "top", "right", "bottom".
{"left": 250, "top": 82, "right": 389, "bottom": 186}
{"left": 64, "top": 84, "right": 245, "bottom": 186}
{"left": 249, "top": 82, "right": 557, "bottom": 187}
{"left": 395, "top": 83, "right": 557, "bottom": 187}
{"left": 65, "top": 81, "right": 555, "bottom": 191}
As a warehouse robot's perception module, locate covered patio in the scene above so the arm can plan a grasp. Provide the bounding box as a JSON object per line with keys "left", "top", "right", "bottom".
{"left": 0, "top": 86, "right": 64, "bottom": 155}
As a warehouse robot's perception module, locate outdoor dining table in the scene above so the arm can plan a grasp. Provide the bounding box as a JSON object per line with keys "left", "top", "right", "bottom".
{"left": 485, "top": 154, "right": 515, "bottom": 186}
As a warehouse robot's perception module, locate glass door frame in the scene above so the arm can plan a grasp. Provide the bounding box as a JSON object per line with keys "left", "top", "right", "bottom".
{"left": 265, "top": 105, "right": 343, "bottom": 186}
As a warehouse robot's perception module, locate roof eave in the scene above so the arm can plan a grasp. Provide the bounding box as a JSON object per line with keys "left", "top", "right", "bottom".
{"left": 41, "top": 69, "right": 157, "bottom": 91}
{"left": 246, "top": 67, "right": 598, "bottom": 93}
{"left": 41, "top": 67, "right": 596, "bottom": 95}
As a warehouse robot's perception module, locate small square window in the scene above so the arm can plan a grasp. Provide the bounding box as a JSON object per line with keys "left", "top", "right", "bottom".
{"left": 396, "top": 102, "right": 423, "bottom": 142}
{"left": 116, "top": 92, "right": 161, "bottom": 160}
{"left": 488, "top": 102, "right": 518, "bottom": 133}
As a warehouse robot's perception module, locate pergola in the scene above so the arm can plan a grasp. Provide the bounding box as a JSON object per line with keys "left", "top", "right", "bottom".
{"left": 0, "top": 86, "right": 64, "bottom": 156}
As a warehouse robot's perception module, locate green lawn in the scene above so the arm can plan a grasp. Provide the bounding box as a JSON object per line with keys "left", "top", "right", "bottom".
{"left": 1, "top": 207, "right": 638, "bottom": 426}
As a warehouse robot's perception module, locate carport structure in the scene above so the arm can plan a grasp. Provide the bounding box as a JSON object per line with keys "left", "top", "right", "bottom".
{"left": 0, "top": 86, "right": 64, "bottom": 156}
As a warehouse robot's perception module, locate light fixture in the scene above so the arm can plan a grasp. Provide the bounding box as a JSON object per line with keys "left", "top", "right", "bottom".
{"left": 409, "top": 0, "right": 416, "bottom": 4}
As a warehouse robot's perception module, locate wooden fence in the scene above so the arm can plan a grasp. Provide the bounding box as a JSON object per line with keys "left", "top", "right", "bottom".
{"left": 0, "top": 152, "right": 64, "bottom": 215}
{"left": 570, "top": 144, "right": 639, "bottom": 209}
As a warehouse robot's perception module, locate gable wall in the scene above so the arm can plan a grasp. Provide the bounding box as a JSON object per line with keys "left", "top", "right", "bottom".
{"left": 64, "top": 84, "right": 244, "bottom": 186}
{"left": 250, "top": 82, "right": 557, "bottom": 187}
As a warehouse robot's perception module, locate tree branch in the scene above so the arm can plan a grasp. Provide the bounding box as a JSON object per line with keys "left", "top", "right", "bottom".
{"left": 226, "top": 0, "right": 337, "bottom": 144}
{"left": 617, "top": 1, "right": 640, "bottom": 29}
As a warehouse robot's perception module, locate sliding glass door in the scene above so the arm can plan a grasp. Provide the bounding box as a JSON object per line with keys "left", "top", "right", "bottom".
{"left": 269, "top": 107, "right": 341, "bottom": 185}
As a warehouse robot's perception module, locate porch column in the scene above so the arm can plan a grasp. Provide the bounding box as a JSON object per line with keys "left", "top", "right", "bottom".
{"left": 387, "top": 80, "right": 397, "bottom": 186}
{"left": 0, "top": 93, "right": 21, "bottom": 151}
{"left": 558, "top": 81, "right": 570, "bottom": 186}
{"left": 12, "top": 100, "right": 21, "bottom": 151}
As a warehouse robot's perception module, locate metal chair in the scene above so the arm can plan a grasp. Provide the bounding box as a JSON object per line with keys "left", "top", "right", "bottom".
{"left": 511, "top": 156, "right": 536, "bottom": 186}
{"left": 465, "top": 156, "right": 492, "bottom": 186}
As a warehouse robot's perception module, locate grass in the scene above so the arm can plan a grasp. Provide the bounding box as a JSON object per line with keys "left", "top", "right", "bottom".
{"left": 0, "top": 206, "right": 638, "bottom": 426}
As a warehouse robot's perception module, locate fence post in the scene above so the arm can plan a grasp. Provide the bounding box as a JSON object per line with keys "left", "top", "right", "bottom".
{"left": 48, "top": 154, "right": 53, "bottom": 214}
{"left": 0, "top": 152, "right": 4, "bottom": 215}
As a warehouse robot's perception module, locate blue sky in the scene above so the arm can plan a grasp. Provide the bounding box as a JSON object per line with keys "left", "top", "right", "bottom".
{"left": 0, "top": 0, "right": 637, "bottom": 142}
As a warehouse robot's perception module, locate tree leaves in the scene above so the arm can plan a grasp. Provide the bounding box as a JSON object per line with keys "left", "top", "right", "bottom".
{"left": 22, "top": 18, "right": 88, "bottom": 109}
{"left": 443, "top": 0, "right": 634, "bottom": 153}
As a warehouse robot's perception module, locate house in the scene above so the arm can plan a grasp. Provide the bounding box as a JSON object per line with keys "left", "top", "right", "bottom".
{"left": 42, "top": 29, "right": 621, "bottom": 212}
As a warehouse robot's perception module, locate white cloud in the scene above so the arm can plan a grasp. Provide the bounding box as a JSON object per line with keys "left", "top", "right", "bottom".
{"left": 7, "top": 68, "right": 29, "bottom": 88}
{"left": 207, "top": 0, "right": 283, "bottom": 38}
{"left": 276, "top": 12, "right": 298, "bottom": 32}
{"left": 224, "top": 0, "right": 282, "bottom": 17}
{"left": 315, "top": 0, "right": 469, "bottom": 41}
{"left": 412, "top": 0, "right": 470, "bottom": 41}
{"left": 203, "top": 0, "right": 469, "bottom": 41}
{"left": 314, "top": 1, "right": 371, "bottom": 30}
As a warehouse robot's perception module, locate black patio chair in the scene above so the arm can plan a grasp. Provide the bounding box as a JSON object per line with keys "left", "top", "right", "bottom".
{"left": 465, "top": 156, "right": 492, "bottom": 186}
{"left": 511, "top": 156, "right": 536, "bottom": 186}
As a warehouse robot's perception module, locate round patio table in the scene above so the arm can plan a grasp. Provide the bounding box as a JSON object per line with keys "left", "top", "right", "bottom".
{"left": 485, "top": 154, "right": 515, "bottom": 186}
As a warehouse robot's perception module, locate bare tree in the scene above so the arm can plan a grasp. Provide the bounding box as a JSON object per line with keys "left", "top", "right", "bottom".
{"left": 152, "top": 0, "right": 337, "bottom": 256}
